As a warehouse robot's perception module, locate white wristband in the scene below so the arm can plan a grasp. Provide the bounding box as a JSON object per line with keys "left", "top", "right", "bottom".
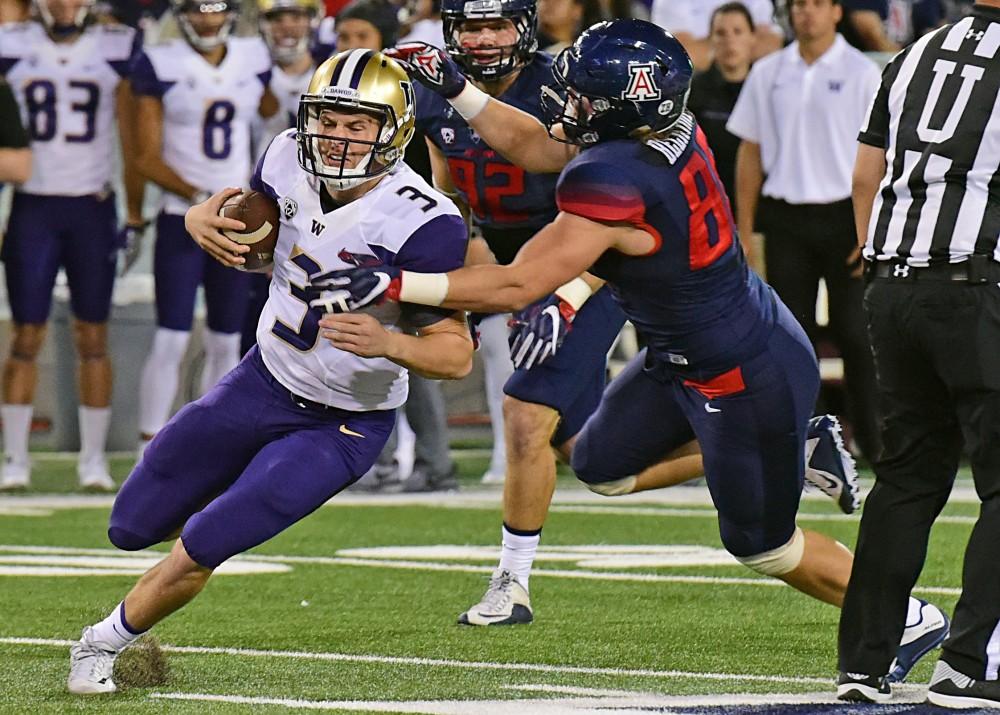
{"left": 398, "top": 271, "right": 450, "bottom": 306}
{"left": 449, "top": 83, "right": 490, "bottom": 121}
{"left": 554, "top": 277, "right": 594, "bottom": 312}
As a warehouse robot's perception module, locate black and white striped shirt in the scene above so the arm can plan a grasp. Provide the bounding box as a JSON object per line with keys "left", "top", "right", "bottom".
{"left": 860, "top": 3, "right": 1000, "bottom": 265}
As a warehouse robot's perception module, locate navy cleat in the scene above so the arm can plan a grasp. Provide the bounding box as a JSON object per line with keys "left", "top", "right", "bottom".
{"left": 888, "top": 599, "right": 950, "bottom": 683}
{"left": 837, "top": 672, "right": 891, "bottom": 703}
{"left": 804, "top": 415, "right": 860, "bottom": 514}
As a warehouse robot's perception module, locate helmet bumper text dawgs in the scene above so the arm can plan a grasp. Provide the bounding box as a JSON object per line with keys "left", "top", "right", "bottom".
{"left": 542, "top": 18, "right": 694, "bottom": 146}
{"left": 441, "top": 0, "right": 538, "bottom": 82}
{"left": 171, "top": 0, "right": 241, "bottom": 53}
{"left": 296, "top": 50, "right": 417, "bottom": 191}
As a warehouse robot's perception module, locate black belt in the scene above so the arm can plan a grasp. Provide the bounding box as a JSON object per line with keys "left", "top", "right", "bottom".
{"left": 289, "top": 391, "right": 336, "bottom": 411}
{"left": 868, "top": 257, "right": 1000, "bottom": 284}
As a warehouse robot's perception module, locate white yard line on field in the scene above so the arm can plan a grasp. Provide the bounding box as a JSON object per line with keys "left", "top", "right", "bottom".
{"left": 0, "top": 636, "right": 832, "bottom": 685}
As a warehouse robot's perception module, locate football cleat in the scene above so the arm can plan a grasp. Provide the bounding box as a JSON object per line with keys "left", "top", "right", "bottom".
{"left": 888, "top": 599, "right": 950, "bottom": 683}
{"left": 0, "top": 456, "right": 30, "bottom": 491}
{"left": 836, "top": 671, "right": 891, "bottom": 703}
{"left": 78, "top": 458, "right": 116, "bottom": 492}
{"left": 927, "top": 660, "right": 1000, "bottom": 709}
{"left": 804, "top": 415, "right": 860, "bottom": 514}
{"left": 67, "top": 627, "right": 118, "bottom": 695}
{"left": 458, "top": 569, "right": 533, "bottom": 626}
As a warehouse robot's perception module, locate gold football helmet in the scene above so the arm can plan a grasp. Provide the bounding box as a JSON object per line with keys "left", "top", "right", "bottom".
{"left": 296, "top": 50, "right": 416, "bottom": 191}
{"left": 257, "top": 0, "right": 321, "bottom": 64}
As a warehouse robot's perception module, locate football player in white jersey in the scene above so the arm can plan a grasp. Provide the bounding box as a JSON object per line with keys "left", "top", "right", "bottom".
{"left": 242, "top": 0, "right": 328, "bottom": 355}
{"left": 66, "top": 50, "right": 472, "bottom": 695}
{"left": 130, "top": 0, "right": 280, "bottom": 456}
{"left": 0, "top": 0, "right": 143, "bottom": 491}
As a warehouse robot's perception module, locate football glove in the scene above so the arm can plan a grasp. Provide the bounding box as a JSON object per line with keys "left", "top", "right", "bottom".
{"left": 385, "top": 42, "right": 468, "bottom": 99}
{"left": 117, "top": 220, "right": 150, "bottom": 276}
{"left": 305, "top": 265, "right": 401, "bottom": 314}
{"left": 508, "top": 293, "right": 577, "bottom": 370}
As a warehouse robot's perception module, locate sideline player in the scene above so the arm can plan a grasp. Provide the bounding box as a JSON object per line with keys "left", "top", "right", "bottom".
{"left": 242, "top": 0, "right": 327, "bottom": 356}
{"left": 129, "top": 0, "right": 277, "bottom": 454}
{"left": 0, "top": 0, "right": 143, "bottom": 490}
{"left": 66, "top": 50, "right": 474, "bottom": 695}
{"left": 318, "top": 23, "right": 948, "bottom": 679}
{"left": 391, "top": 11, "right": 860, "bottom": 625}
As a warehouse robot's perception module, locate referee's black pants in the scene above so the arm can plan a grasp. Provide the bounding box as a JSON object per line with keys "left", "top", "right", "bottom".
{"left": 839, "top": 267, "right": 1000, "bottom": 680}
{"left": 758, "top": 197, "right": 881, "bottom": 461}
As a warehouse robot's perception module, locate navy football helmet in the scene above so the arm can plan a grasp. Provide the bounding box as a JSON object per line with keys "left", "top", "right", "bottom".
{"left": 541, "top": 19, "right": 693, "bottom": 146}
{"left": 441, "top": 0, "right": 538, "bottom": 82}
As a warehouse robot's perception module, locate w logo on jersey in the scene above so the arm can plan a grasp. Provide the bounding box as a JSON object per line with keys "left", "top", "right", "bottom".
{"left": 623, "top": 63, "right": 661, "bottom": 101}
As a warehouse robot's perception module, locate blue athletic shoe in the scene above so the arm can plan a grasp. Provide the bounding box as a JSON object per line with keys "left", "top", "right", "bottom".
{"left": 804, "top": 415, "right": 860, "bottom": 514}
{"left": 888, "top": 599, "right": 950, "bottom": 683}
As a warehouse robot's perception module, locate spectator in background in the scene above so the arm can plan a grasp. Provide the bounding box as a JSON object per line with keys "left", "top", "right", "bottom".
{"left": 0, "top": 80, "right": 30, "bottom": 185}
{"left": 727, "top": 0, "right": 882, "bottom": 461}
{"left": 334, "top": 0, "right": 399, "bottom": 48}
{"left": 399, "top": 0, "right": 444, "bottom": 46}
{"left": 687, "top": 2, "right": 755, "bottom": 200}
{"left": 650, "top": 0, "right": 782, "bottom": 70}
{"left": 838, "top": 0, "right": 944, "bottom": 52}
{"left": 536, "top": 0, "right": 602, "bottom": 53}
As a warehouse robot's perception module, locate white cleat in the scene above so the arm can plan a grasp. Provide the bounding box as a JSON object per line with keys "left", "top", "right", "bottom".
{"left": 67, "top": 627, "right": 118, "bottom": 695}
{"left": 0, "top": 457, "right": 30, "bottom": 491}
{"left": 78, "top": 458, "right": 115, "bottom": 492}
{"left": 458, "top": 569, "right": 533, "bottom": 626}
{"left": 480, "top": 470, "right": 505, "bottom": 485}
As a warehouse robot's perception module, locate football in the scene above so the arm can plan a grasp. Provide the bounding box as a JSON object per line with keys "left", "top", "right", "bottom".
{"left": 219, "top": 190, "right": 280, "bottom": 272}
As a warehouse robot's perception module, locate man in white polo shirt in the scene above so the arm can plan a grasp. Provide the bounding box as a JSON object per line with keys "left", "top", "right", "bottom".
{"left": 727, "top": 0, "right": 882, "bottom": 462}
{"left": 650, "top": 0, "right": 783, "bottom": 70}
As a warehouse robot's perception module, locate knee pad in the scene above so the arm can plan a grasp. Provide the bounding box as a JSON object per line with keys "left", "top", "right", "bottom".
{"left": 583, "top": 475, "right": 637, "bottom": 497}
{"left": 735, "top": 527, "right": 805, "bottom": 576}
{"left": 107, "top": 526, "right": 157, "bottom": 552}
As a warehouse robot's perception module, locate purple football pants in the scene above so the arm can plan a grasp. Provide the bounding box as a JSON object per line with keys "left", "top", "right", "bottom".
{"left": 108, "top": 347, "right": 394, "bottom": 568}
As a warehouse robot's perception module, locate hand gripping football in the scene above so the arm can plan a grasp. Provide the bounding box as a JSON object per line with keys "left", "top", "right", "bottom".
{"left": 219, "top": 191, "right": 280, "bottom": 272}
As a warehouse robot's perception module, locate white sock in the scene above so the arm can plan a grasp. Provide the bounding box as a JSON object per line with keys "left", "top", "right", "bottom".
{"left": 905, "top": 596, "right": 922, "bottom": 628}
{"left": 1, "top": 404, "right": 32, "bottom": 464}
{"left": 498, "top": 523, "right": 540, "bottom": 590}
{"left": 87, "top": 602, "right": 143, "bottom": 653}
{"left": 138, "top": 328, "right": 189, "bottom": 436}
{"left": 78, "top": 406, "right": 110, "bottom": 466}
{"left": 199, "top": 329, "right": 241, "bottom": 395}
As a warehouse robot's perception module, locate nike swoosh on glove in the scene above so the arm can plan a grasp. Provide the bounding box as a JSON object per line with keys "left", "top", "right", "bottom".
{"left": 507, "top": 294, "right": 576, "bottom": 369}
{"left": 384, "top": 42, "right": 467, "bottom": 99}
{"left": 305, "top": 265, "right": 402, "bottom": 314}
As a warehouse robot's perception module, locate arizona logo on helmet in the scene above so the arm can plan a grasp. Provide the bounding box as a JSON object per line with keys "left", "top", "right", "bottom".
{"left": 623, "top": 63, "right": 661, "bottom": 101}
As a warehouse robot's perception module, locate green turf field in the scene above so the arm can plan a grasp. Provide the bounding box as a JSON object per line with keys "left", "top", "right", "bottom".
{"left": 0, "top": 454, "right": 971, "bottom": 713}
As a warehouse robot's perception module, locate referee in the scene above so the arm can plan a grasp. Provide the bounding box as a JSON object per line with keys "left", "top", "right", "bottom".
{"left": 837, "top": 1, "right": 1000, "bottom": 706}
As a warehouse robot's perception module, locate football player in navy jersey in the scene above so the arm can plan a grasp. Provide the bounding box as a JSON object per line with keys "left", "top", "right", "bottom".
{"left": 390, "top": 5, "right": 859, "bottom": 626}
{"left": 129, "top": 0, "right": 279, "bottom": 456}
{"left": 403, "top": 0, "right": 629, "bottom": 623}
{"left": 0, "top": 0, "right": 143, "bottom": 490}
{"left": 318, "top": 23, "right": 948, "bottom": 661}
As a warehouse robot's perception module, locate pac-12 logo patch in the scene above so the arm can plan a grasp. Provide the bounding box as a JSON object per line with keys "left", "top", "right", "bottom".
{"left": 623, "top": 63, "right": 661, "bottom": 101}
{"left": 441, "top": 127, "right": 455, "bottom": 144}
{"left": 280, "top": 196, "right": 298, "bottom": 220}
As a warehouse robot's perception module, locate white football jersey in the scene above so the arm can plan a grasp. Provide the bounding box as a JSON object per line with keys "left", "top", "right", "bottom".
{"left": 253, "top": 130, "right": 468, "bottom": 411}
{"left": 131, "top": 37, "right": 272, "bottom": 215}
{"left": 0, "top": 21, "right": 138, "bottom": 196}
{"left": 255, "top": 62, "right": 313, "bottom": 159}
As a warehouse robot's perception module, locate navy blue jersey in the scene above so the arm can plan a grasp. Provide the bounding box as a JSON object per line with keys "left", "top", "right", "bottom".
{"left": 416, "top": 53, "right": 558, "bottom": 263}
{"left": 556, "top": 113, "right": 776, "bottom": 379}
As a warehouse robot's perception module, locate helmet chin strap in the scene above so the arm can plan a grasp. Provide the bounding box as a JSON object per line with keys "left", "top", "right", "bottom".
{"left": 179, "top": 14, "right": 234, "bottom": 52}
{"left": 319, "top": 149, "right": 378, "bottom": 191}
{"left": 37, "top": 0, "right": 91, "bottom": 37}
